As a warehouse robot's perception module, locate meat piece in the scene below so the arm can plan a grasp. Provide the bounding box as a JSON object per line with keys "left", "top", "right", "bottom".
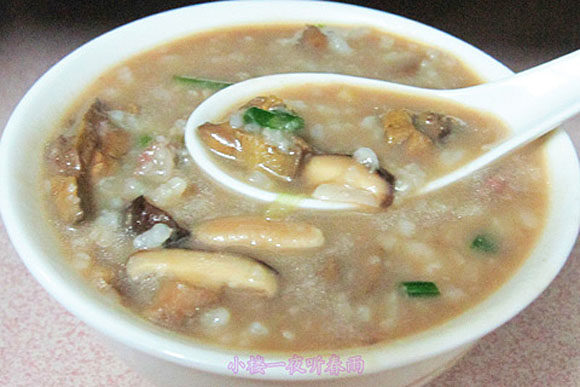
{"left": 382, "top": 109, "right": 432, "bottom": 156}
{"left": 413, "top": 111, "right": 457, "bottom": 141}
{"left": 144, "top": 281, "right": 219, "bottom": 326}
{"left": 198, "top": 122, "right": 309, "bottom": 181}
{"left": 299, "top": 25, "right": 328, "bottom": 50}
{"left": 125, "top": 195, "right": 190, "bottom": 247}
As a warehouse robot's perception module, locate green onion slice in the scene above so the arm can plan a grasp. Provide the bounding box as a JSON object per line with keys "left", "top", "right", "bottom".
{"left": 173, "top": 75, "right": 233, "bottom": 90}
{"left": 138, "top": 134, "right": 153, "bottom": 147}
{"left": 471, "top": 234, "right": 498, "bottom": 253}
{"left": 401, "top": 281, "right": 440, "bottom": 297}
{"left": 243, "top": 107, "right": 305, "bottom": 132}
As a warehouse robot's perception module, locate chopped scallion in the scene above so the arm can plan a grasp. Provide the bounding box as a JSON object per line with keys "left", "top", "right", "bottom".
{"left": 401, "top": 281, "right": 440, "bottom": 297}
{"left": 471, "top": 234, "right": 498, "bottom": 253}
{"left": 173, "top": 75, "right": 233, "bottom": 90}
{"left": 243, "top": 107, "right": 305, "bottom": 132}
{"left": 138, "top": 134, "right": 153, "bottom": 147}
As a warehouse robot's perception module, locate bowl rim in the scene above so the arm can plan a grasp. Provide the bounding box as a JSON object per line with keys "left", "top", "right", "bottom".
{"left": 1, "top": 0, "right": 579, "bottom": 381}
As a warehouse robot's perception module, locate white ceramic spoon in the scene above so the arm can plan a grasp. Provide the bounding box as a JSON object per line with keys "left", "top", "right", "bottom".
{"left": 185, "top": 50, "right": 580, "bottom": 209}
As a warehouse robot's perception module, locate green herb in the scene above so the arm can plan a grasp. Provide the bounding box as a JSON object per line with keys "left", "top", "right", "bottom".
{"left": 173, "top": 75, "right": 233, "bottom": 90}
{"left": 138, "top": 134, "right": 153, "bottom": 147}
{"left": 471, "top": 234, "right": 498, "bottom": 253}
{"left": 243, "top": 107, "right": 305, "bottom": 132}
{"left": 314, "top": 23, "right": 326, "bottom": 28}
{"left": 401, "top": 281, "right": 440, "bottom": 297}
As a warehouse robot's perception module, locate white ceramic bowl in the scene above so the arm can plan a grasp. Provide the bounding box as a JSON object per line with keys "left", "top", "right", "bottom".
{"left": 1, "top": 1, "right": 579, "bottom": 385}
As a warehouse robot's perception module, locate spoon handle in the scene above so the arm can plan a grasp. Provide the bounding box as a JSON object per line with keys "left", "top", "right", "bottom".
{"left": 417, "top": 50, "right": 580, "bottom": 196}
{"left": 450, "top": 49, "right": 580, "bottom": 132}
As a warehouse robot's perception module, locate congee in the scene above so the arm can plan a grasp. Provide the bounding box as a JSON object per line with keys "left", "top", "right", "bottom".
{"left": 43, "top": 25, "right": 547, "bottom": 350}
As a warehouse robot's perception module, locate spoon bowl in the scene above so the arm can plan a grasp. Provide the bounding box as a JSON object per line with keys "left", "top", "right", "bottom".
{"left": 185, "top": 50, "right": 580, "bottom": 208}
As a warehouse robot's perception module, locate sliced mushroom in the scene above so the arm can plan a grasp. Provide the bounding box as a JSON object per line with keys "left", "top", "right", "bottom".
{"left": 195, "top": 216, "right": 325, "bottom": 250}
{"left": 382, "top": 109, "right": 432, "bottom": 156}
{"left": 198, "top": 122, "right": 309, "bottom": 181}
{"left": 126, "top": 249, "right": 278, "bottom": 297}
{"left": 302, "top": 155, "right": 394, "bottom": 208}
{"left": 125, "top": 195, "right": 190, "bottom": 247}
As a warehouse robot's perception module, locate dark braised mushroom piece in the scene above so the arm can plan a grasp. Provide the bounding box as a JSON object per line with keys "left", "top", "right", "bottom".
{"left": 45, "top": 100, "right": 131, "bottom": 223}
{"left": 382, "top": 109, "right": 433, "bottom": 156}
{"left": 198, "top": 95, "right": 313, "bottom": 182}
{"left": 125, "top": 195, "right": 190, "bottom": 247}
{"left": 413, "top": 111, "right": 461, "bottom": 141}
{"left": 76, "top": 100, "right": 131, "bottom": 183}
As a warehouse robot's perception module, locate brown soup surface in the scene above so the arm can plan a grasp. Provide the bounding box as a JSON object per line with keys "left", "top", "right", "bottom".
{"left": 43, "top": 24, "right": 548, "bottom": 351}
